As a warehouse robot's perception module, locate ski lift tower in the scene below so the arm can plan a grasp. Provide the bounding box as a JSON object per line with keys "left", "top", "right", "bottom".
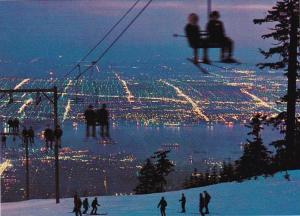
{"left": 0, "top": 86, "right": 60, "bottom": 204}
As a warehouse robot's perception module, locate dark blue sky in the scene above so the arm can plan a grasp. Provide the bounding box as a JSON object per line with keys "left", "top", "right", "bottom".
{"left": 0, "top": 0, "right": 277, "bottom": 76}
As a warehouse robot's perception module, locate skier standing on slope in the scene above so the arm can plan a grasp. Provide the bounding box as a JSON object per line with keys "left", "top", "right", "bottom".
{"left": 157, "top": 196, "right": 168, "bottom": 216}
{"left": 72, "top": 193, "right": 78, "bottom": 213}
{"left": 179, "top": 193, "right": 186, "bottom": 213}
{"left": 75, "top": 197, "right": 82, "bottom": 216}
{"left": 203, "top": 191, "right": 211, "bottom": 214}
{"left": 82, "top": 198, "right": 89, "bottom": 214}
{"left": 90, "top": 197, "right": 100, "bottom": 215}
{"left": 199, "top": 193, "right": 205, "bottom": 216}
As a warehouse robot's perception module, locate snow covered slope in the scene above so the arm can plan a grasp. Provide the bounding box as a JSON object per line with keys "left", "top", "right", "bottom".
{"left": 2, "top": 171, "right": 300, "bottom": 216}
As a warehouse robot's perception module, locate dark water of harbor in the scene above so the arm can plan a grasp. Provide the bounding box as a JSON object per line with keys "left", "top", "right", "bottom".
{"left": 1, "top": 121, "right": 282, "bottom": 202}
{"left": 0, "top": 0, "right": 285, "bottom": 202}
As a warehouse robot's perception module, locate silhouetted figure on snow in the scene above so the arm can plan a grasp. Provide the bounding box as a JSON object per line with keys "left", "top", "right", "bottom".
{"left": 199, "top": 193, "right": 205, "bottom": 216}
{"left": 284, "top": 170, "right": 291, "bottom": 181}
{"left": 157, "top": 196, "right": 167, "bottom": 216}
{"left": 203, "top": 191, "right": 211, "bottom": 214}
{"left": 27, "top": 126, "right": 35, "bottom": 145}
{"left": 73, "top": 193, "right": 78, "bottom": 213}
{"left": 206, "top": 11, "right": 235, "bottom": 63}
{"left": 179, "top": 193, "right": 186, "bottom": 213}
{"left": 75, "top": 197, "right": 82, "bottom": 216}
{"left": 82, "top": 198, "right": 89, "bottom": 214}
{"left": 96, "top": 104, "right": 110, "bottom": 139}
{"left": 90, "top": 197, "right": 100, "bottom": 215}
{"left": 84, "top": 105, "right": 96, "bottom": 137}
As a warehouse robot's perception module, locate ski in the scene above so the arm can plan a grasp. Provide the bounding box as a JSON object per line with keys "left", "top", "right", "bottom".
{"left": 187, "top": 58, "right": 210, "bottom": 74}
{"left": 98, "top": 138, "right": 117, "bottom": 145}
{"left": 85, "top": 213, "right": 108, "bottom": 215}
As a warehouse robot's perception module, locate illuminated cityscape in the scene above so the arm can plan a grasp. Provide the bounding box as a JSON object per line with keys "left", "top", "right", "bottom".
{"left": 0, "top": 61, "right": 289, "bottom": 125}
{"left": 0, "top": 0, "right": 298, "bottom": 206}
{"left": 0, "top": 59, "right": 290, "bottom": 201}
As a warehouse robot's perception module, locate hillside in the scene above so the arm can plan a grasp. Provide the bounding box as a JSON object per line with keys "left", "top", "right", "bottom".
{"left": 2, "top": 170, "right": 300, "bottom": 216}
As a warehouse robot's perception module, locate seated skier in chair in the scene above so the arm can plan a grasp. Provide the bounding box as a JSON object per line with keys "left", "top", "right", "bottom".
{"left": 185, "top": 13, "right": 210, "bottom": 64}
{"left": 206, "top": 11, "right": 236, "bottom": 63}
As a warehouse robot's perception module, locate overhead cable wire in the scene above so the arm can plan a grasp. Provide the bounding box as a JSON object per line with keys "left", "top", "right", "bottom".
{"left": 63, "top": 0, "right": 141, "bottom": 79}
{"left": 75, "top": 0, "right": 153, "bottom": 80}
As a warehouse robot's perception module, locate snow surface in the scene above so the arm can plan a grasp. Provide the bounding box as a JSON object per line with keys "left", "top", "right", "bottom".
{"left": 2, "top": 171, "right": 300, "bottom": 216}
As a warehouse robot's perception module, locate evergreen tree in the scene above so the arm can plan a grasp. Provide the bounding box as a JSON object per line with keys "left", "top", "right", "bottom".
{"left": 267, "top": 114, "right": 300, "bottom": 170}
{"left": 220, "top": 161, "right": 235, "bottom": 182}
{"left": 197, "top": 172, "right": 206, "bottom": 186}
{"left": 134, "top": 158, "right": 158, "bottom": 194}
{"left": 253, "top": 0, "right": 300, "bottom": 167}
{"left": 152, "top": 150, "right": 174, "bottom": 192}
{"left": 193, "top": 169, "right": 206, "bottom": 187}
{"left": 226, "top": 162, "right": 235, "bottom": 182}
{"left": 190, "top": 168, "right": 199, "bottom": 188}
{"left": 204, "top": 169, "right": 210, "bottom": 185}
{"left": 183, "top": 168, "right": 214, "bottom": 189}
{"left": 235, "top": 114, "right": 272, "bottom": 180}
{"left": 295, "top": 116, "right": 300, "bottom": 161}
{"left": 210, "top": 166, "right": 219, "bottom": 184}
{"left": 183, "top": 176, "right": 191, "bottom": 189}
{"left": 184, "top": 171, "right": 197, "bottom": 189}
{"left": 219, "top": 162, "right": 228, "bottom": 182}
{"left": 253, "top": 0, "right": 299, "bottom": 70}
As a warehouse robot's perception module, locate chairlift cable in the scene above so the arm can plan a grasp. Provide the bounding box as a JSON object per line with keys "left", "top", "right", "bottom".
{"left": 75, "top": 0, "right": 154, "bottom": 80}
{"left": 63, "top": 0, "right": 141, "bottom": 79}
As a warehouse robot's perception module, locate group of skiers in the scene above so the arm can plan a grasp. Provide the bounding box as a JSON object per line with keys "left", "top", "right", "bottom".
{"left": 73, "top": 194, "right": 100, "bottom": 216}
{"left": 185, "top": 10, "right": 236, "bottom": 64}
{"left": 1, "top": 121, "right": 63, "bottom": 149}
{"left": 7, "top": 118, "right": 20, "bottom": 133}
{"left": 3, "top": 104, "right": 109, "bottom": 148}
{"left": 199, "top": 191, "right": 211, "bottom": 215}
{"left": 71, "top": 191, "right": 210, "bottom": 216}
{"left": 158, "top": 191, "right": 211, "bottom": 216}
{"left": 21, "top": 126, "right": 35, "bottom": 146}
{"left": 84, "top": 104, "right": 110, "bottom": 139}
{"left": 44, "top": 125, "right": 63, "bottom": 149}
{"left": 1, "top": 118, "right": 34, "bottom": 148}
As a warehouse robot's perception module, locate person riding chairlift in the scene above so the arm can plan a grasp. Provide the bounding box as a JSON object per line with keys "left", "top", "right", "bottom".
{"left": 206, "top": 11, "right": 235, "bottom": 63}
{"left": 185, "top": 12, "right": 236, "bottom": 64}
{"left": 185, "top": 13, "right": 209, "bottom": 64}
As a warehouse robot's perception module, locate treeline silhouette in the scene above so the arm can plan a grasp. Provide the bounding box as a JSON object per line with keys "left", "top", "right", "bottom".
{"left": 135, "top": 150, "right": 174, "bottom": 194}
{"left": 185, "top": 0, "right": 300, "bottom": 189}
{"left": 184, "top": 113, "right": 299, "bottom": 189}
{"left": 135, "top": 112, "right": 299, "bottom": 193}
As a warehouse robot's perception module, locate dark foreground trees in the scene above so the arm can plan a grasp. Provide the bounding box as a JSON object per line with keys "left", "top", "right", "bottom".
{"left": 254, "top": 0, "right": 300, "bottom": 169}
{"left": 183, "top": 0, "right": 299, "bottom": 189}
{"left": 184, "top": 115, "right": 273, "bottom": 188}
{"left": 134, "top": 159, "right": 158, "bottom": 194}
{"left": 135, "top": 150, "right": 174, "bottom": 194}
{"left": 235, "top": 114, "right": 273, "bottom": 180}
